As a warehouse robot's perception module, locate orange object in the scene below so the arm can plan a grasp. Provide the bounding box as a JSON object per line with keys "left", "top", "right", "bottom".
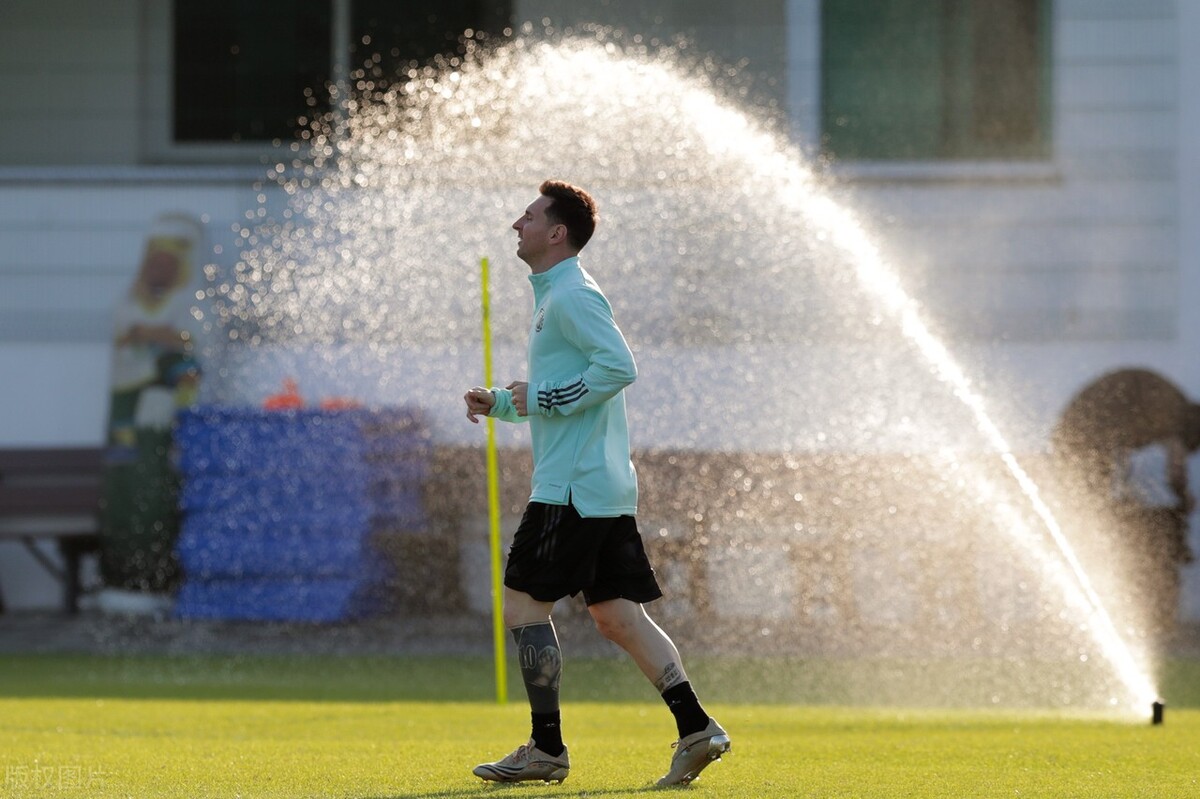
{"left": 263, "top": 378, "right": 304, "bottom": 410}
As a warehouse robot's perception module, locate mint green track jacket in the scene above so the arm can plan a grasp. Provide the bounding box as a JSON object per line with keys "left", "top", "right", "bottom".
{"left": 488, "top": 256, "right": 638, "bottom": 517}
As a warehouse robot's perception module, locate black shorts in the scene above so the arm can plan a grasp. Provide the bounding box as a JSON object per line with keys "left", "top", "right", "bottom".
{"left": 504, "top": 501, "right": 664, "bottom": 605}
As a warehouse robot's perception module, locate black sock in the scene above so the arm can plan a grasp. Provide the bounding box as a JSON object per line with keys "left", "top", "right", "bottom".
{"left": 661, "top": 681, "right": 710, "bottom": 739}
{"left": 531, "top": 711, "right": 564, "bottom": 756}
{"left": 511, "top": 621, "right": 565, "bottom": 755}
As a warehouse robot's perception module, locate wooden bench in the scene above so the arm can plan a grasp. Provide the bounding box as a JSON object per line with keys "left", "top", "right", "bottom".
{"left": 0, "top": 447, "right": 103, "bottom": 614}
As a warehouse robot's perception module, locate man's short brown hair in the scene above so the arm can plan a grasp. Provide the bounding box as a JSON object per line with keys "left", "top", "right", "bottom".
{"left": 539, "top": 180, "right": 598, "bottom": 251}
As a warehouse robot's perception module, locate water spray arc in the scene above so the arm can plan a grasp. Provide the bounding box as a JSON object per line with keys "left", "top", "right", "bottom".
{"left": 219, "top": 34, "right": 1160, "bottom": 717}
{"left": 827, "top": 205, "right": 1159, "bottom": 717}
{"left": 686, "top": 119, "right": 1161, "bottom": 715}
{"left": 678, "top": 78, "right": 1158, "bottom": 717}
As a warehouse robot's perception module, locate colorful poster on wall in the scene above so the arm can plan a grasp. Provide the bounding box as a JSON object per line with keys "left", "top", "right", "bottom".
{"left": 99, "top": 213, "right": 208, "bottom": 595}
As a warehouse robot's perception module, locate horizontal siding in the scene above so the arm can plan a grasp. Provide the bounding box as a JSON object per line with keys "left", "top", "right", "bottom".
{"left": 0, "top": 35, "right": 139, "bottom": 70}
{"left": 1057, "top": 110, "right": 1177, "bottom": 150}
{"left": 1057, "top": 149, "right": 1175, "bottom": 180}
{"left": 1057, "top": 19, "right": 1177, "bottom": 62}
{"left": 0, "top": 275, "right": 130, "bottom": 312}
{"left": 1057, "top": 64, "right": 1176, "bottom": 110}
{"left": 931, "top": 309, "right": 1176, "bottom": 342}
{"left": 1056, "top": 0, "right": 1174, "bottom": 20}
{"left": 938, "top": 269, "right": 1177, "bottom": 312}
{"left": 1016, "top": 0, "right": 1176, "bottom": 345}
{"left": 0, "top": 0, "right": 140, "bottom": 65}
{"left": 0, "top": 184, "right": 256, "bottom": 226}
{"left": 874, "top": 223, "right": 1175, "bottom": 273}
{"left": 0, "top": 309, "right": 116, "bottom": 343}
{"left": 1, "top": 228, "right": 174, "bottom": 271}
{"left": 0, "top": 0, "right": 138, "bottom": 28}
{"left": 4, "top": 120, "right": 141, "bottom": 165}
{"left": 855, "top": 179, "right": 1177, "bottom": 226}
{"left": 0, "top": 182, "right": 255, "bottom": 342}
{"left": 0, "top": 0, "right": 141, "bottom": 165}
{"left": 0, "top": 226, "right": 234, "bottom": 274}
{"left": 924, "top": 269, "right": 1179, "bottom": 340}
{"left": 0, "top": 72, "right": 139, "bottom": 115}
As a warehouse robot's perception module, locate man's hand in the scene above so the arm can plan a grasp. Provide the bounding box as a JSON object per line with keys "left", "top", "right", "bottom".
{"left": 464, "top": 387, "right": 496, "bottom": 423}
{"left": 507, "top": 381, "right": 529, "bottom": 417}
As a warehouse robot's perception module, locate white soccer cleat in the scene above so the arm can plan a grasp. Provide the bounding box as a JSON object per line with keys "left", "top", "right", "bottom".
{"left": 656, "top": 718, "right": 731, "bottom": 787}
{"left": 472, "top": 739, "right": 570, "bottom": 784}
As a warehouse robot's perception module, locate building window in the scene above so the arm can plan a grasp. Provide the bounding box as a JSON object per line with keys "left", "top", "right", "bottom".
{"left": 174, "top": 1, "right": 332, "bottom": 143}
{"left": 172, "top": 0, "right": 511, "bottom": 145}
{"left": 820, "top": 0, "right": 1050, "bottom": 161}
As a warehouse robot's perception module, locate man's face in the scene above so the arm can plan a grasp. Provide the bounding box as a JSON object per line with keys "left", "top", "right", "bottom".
{"left": 512, "top": 194, "right": 562, "bottom": 267}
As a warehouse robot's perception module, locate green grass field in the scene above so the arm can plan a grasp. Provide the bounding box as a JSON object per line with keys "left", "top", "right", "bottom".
{"left": 2, "top": 654, "right": 1198, "bottom": 798}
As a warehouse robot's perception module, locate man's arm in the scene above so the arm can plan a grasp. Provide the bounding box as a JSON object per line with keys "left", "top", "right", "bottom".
{"left": 531, "top": 288, "right": 636, "bottom": 417}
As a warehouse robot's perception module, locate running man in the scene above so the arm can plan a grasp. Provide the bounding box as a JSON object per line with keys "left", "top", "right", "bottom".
{"left": 464, "top": 180, "right": 729, "bottom": 786}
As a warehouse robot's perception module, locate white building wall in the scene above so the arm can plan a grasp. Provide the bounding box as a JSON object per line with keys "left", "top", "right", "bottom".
{"left": 0, "top": 177, "right": 263, "bottom": 442}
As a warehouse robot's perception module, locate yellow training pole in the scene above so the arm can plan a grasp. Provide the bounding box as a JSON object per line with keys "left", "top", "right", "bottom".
{"left": 480, "top": 257, "right": 507, "bottom": 704}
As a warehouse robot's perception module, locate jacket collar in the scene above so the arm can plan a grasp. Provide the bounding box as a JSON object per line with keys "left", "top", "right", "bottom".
{"left": 529, "top": 256, "right": 580, "bottom": 288}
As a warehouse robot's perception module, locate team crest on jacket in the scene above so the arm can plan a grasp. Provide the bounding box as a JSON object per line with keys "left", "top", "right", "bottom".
{"left": 535, "top": 307, "right": 546, "bottom": 332}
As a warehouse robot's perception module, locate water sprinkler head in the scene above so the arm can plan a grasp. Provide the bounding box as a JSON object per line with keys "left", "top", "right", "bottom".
{"left": 1151, "top": 700, "right": 1164, "bottom": 725}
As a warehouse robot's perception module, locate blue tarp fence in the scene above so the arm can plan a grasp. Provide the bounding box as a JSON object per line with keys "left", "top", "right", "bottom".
{"left": 172, "top": 406, "right": 431, "bottom": 622}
